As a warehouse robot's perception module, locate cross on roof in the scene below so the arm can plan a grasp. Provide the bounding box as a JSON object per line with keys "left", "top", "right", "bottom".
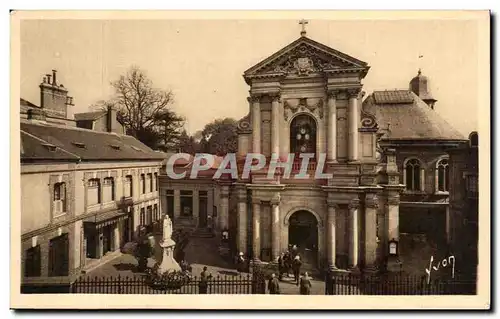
{"left": 299, "top": 19, "right": 308, "bottom": 36}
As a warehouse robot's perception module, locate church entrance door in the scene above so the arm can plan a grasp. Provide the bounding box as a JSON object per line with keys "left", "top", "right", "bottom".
{"left": 288, "top": 210, "right": 318, "bottom": 268}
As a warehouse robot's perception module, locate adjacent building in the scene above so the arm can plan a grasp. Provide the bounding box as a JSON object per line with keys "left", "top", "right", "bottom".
{"left": 363, "top": 71, "right": 468, "bottom": 249}
{"left": 447, "top": 131, "right": 479, "bottom": 287}
{"left": 20, "top": 70, "right": 165, "bottom": 289}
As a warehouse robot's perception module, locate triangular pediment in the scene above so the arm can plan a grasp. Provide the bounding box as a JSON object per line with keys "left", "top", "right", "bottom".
{"left": 244, "top": 36, "right": 369, "bottom": 79}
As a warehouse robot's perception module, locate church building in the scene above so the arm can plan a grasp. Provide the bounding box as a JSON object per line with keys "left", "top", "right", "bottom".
{"left": 230, "top": 24, "right": 404, "bottom": 272}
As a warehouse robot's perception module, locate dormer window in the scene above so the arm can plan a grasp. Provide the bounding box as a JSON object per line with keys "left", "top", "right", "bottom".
{"left": 42, "top": 143, "right": 57, "bottom": 152}
{"left": 110, "top": 144, "right": 120, "bottom": 150}
{"left": 72, "top": 142, "right": 86, "bottom": 148}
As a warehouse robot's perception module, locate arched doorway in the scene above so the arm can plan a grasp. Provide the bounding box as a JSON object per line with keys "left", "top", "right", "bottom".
{"left": 290, "top": 114, "right": 317, "bottom": 161}
{"left": 288, "top": 210, "right": 318, "bottom": 267}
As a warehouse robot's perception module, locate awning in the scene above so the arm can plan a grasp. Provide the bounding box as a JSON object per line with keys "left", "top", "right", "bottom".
{"left": 84, "top": 209, "right": 129, "bottom": 228}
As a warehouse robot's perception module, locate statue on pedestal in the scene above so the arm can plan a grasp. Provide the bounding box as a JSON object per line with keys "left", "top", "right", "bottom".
{"left": 157, "top": 215, "right": 181, "bottom": 274}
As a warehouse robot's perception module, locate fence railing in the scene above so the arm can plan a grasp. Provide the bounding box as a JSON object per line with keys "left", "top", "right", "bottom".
{"left": 71, "top": 274, "right": 261, "bottom": 294}
{"left": 325, "top": 273, "right": 477, "bottom": 295}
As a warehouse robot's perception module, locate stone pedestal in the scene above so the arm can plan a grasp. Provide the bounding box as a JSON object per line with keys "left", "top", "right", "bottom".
{"left": 158, "top": 238, "right": 181, "bottom": 274}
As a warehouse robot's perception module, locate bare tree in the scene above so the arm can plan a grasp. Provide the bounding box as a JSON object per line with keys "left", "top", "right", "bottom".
{"left": 93, "top": 66, "right": 185, "bottom": 149}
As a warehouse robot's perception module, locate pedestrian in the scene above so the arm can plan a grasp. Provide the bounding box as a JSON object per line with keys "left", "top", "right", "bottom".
{"left": 292, "top": 255, "right": 302, "bottom": 285}
{"left": 268, "top": 273, "right": 280, "bottom": 295}
{"left": 277, "top": 253, "right": 284, "bottom": 280}
{"left": 236, "top": 252, "right": 246, "bottom": 273}
{"left": 199, "top": 266, "right": 212, "bottom": 294}
{"left": 299, "top": 272, "right": 312, "bottom": 295}
{"left": 283, "top": 251, "right": 291, "bottom": 277}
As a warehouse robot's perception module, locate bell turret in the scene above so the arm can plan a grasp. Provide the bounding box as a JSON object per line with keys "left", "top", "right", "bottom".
{"left": 409, "top": 69, "right": 437, "bottom": 109}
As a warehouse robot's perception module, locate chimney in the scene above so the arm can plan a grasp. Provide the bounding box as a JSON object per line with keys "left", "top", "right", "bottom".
{"left": 52, "top": 69, "right": 57, "bottom": 86}
{"left": 39, "top": 69, "right": 70, "bottom": 119}
{"left": 107, "top": 105, "right": 120, "bottom": 133}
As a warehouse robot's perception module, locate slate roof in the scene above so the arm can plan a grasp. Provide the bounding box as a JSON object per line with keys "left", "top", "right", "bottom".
{"left": 20, "top": 120, "right": 166, "bottom": 162}
{"left": 74, "top": 111, "right": 107, "bottom": 121}
{"left": 363, "top": 90, "right": 465, "bottom": 140}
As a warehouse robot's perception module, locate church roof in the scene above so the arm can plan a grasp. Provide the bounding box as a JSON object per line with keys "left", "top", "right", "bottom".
{"left": 363, "top": 90, "right": 465, "bottom": 141}
{"left": 20, "top": 120, "right": 165, "bottom": 162}
{"left": 243, "top": 36, "right": 369, "bottom": 83}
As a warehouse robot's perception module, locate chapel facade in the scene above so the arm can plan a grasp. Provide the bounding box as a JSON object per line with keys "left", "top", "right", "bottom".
{"left": 229, "top": 30, "right": 404, "bottom": 272}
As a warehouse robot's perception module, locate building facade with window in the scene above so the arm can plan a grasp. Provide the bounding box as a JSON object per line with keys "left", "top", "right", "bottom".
{"left": 228, "top": 32, "right": 408, "bottom": 273}
{"left": 363, "top": 71, "right": 468, "bottom": 249}
{"left": 159, "top": 154, "right": 224, "bottom": 237}
{"left": 20, "top": 70, "right": 164, "bottom": 288}
{"left": 447, "top": 132, "right": 478, "bottom": 286}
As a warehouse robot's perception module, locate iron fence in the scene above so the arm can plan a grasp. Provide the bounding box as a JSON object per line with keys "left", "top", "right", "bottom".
{"left": 325, "top": 272, "right": 477, "bottom": 295}
{"left": 71, "top": 273, "right": 262, "bottom": 294}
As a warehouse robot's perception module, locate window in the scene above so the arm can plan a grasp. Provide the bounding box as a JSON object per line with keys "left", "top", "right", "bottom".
{"left": 405, "top": 159, "right": 422, "bottom": 191}
{"left": 199, "top": 191, "right": 208, "bottom": 227}
{"left": 148, "top": 173, "right": 153, "bottom": 193}
{"left": 146, "top": 206, "right": 153, "bottom": 225}
{"left": 290, "top": 113, "right": 317, "bottom": 161}
{"left": 154, "top": 173, "right": 158, "bottom": 191}
{"left": 466, "top": 174, "right": 478, "bottom": 198}
{"left": 87, "top": 178, "right": 101, "bottom": 205}
{"left": 24, "top": 245, "right": 41, "bottom": 277}
{"left": 140, "top": 207, "right": 146, "bottom": 226}
{"left": 103, "top": 177, "right": 115, "bottom": 202}
{"left": 436, "top": 158, "right": 449, "bottom": 192}
{"left": 180, "top": 190, "right": 193, "bottom": 217}
{"left": 48, "top": 233, "right": 69, "bottom": 277}
{"left": 124, "top": 175, "right": 133, "bottom": 198}
{"left": 53, "top": 182, "right": 67, "bottom": 214}
{"left": 153, "top": 204, "right": 159, "bottom": 221}
{"left": 166, "top": 190, "right": 174, "bottom": 219}
{"left": 140, "top": 174, "right": 146, "bottom": 194}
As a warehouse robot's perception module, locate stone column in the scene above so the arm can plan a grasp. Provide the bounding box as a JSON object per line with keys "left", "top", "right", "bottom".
{"left": 364, "top": 193, "right": 379, "bottom": 270}
{"left": 271, "top": 195, "right": 281, "bottom": 262}
{"left": 271, "top": 94, "right": 280, "bottom": 157}
{"left": 237, "top": 188, "right": 248, "bottom": 254}
{"left": 327, "top": 91, "right": 337, "bottom": 162}
{"left": 347, "top": 89, "right": 360, "bottom": 162}
{"left": 326, "top": 200, "right": 338, "bottom": 270}
{"left": 220, "top": 185, "right": 230, "bottom": 230}
{"left": 251, "top": 95, "right": 261, "bottom": 154}
{"left": 348, "top": 199, "right": 360, "bottom": 269}
{"left": 252, "top": 199, "right": 261, "bottom": 261}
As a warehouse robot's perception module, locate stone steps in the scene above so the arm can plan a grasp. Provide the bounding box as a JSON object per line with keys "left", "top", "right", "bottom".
{"left": 191, "top": 227, "right": 215, "bottom": 238}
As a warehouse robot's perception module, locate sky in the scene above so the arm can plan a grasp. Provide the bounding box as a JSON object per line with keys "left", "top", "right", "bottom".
{"left": 20, "top": 18, "right": 480, "bottom": 136}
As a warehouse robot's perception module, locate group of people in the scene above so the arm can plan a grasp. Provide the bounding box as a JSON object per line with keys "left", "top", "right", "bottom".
{"left": 267, "top": 272, "right": 313, "bottom": 295}
{"left": 277, "top": 245, "right": 303, "bottom": 284}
